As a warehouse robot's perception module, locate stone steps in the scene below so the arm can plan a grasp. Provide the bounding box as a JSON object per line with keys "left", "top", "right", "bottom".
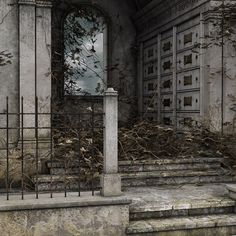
{"left": 126, "top": 214, "right": 236, "bottom": 235}
{"left": 36, "top": 174, "right": 100, "bottom": 192}
{"left": 37, "top": 170, "right": 235, "bottom": 191}
{"left": 119, "top": 158, "right": 222, "bottom": 173}
{"left": 125, "top": 184, "right": 236, "bottom": 235}
{"left": 129, "top": 197, "right": 235, "bottom": 221}
{"left": 119, "top": 157, "right": 233, "bottom": 187}
{"left": 35, "top": 157, "right": 233, "bottom": 191}
{"left": 47, "top": 157, "right": 222, "bottom": 175}
{"left": 50, "top": 163, "right": 221, "bottom": 175}
{"left": 121, "top": 169, "right": 235, "bottom": 187}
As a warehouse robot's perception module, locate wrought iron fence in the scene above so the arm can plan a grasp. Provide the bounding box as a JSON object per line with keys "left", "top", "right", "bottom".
{"left": 0, "top": 96, "right": 104, "bottom": 200}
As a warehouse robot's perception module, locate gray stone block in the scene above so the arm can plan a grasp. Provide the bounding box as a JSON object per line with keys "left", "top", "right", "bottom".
{"left": 100, "top": 174, "right": 122, "bottom": 197}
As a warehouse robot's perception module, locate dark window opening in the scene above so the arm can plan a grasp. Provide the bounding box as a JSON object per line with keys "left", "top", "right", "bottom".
{"left": 148, "top": 49, "right": 154, "bottom": 58}
{"left": 184, "top": 54, "right": 192, "bottom": 65}
{"left": 148, "top": 83, "right": 154, "bottom": 91}
{"left": 164, "top": 117, "right": 171, "bottom": 125}
{"left": 163, "top": 99, "right": 171, "bottom": 107}
{"left": 163, "top": 80, "right": 171, "bottom": 88}
{"left": 184, "top": 32, "right": 193, "bottom": 44}
{"left": 148, "top": 65, "right": 154, "bottom": 74}
{"left": 163, "top": 61, "right": 171, "bottom": 71}
{"left": 184, "top": 96, "right": 192, "bottom": 106}
{"left": 64, "top": 7, "right": 107, "bottom": 96}
{"left": 184, "top": 75, "right": 192, "bottom": 86}
{"left": 163, "top": 41, "right": 171, "bottom": 52}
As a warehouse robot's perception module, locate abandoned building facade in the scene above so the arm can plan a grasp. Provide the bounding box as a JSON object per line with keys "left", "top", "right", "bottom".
{"left": 1, "top": 0, "right": 236, "bottom": 136}
{"left": 1, "top": 0, "right": 236, "bottom": 235}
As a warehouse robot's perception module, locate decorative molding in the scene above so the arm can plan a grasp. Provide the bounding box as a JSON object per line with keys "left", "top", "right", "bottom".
{"left": 135, "top": 0, "right": 209, "bottom": 38}
{"left": 36, "top": 0, "right": 52, "bottom": 8}
{"left": 18, "top": 0, "right": 52, "bottom": 7}
{"left": 176, "top": 0, "right": 200, "bottom": 12}
{"left": 18, "top": 0, "right": 36, "bottom": 6}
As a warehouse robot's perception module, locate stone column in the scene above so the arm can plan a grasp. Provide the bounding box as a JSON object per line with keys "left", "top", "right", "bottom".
{"left": 200, "top": 12, "right": 206, "bottom": 119}
{"left": 18, "top": 0, "right": 52, "bottom": 139}
{"left": 138, "top": 42, "right": 144, "bottom": 116}
{"left": 172, "top": 26, "right": 177, "bottom": 130}
{"left": 101, "top": 88, "right": 121, "bottom": 197}
{"left": 157, "top": 34, "right": 162, "bottom": 123}
{"left": 19, "top": 0, "right": 36, "bottom": 138}
{"left": 18, "top": 0, "right": 52, "bottom": 171}
{"left": 36, "top": 0, "right": 52, "bottom": 138}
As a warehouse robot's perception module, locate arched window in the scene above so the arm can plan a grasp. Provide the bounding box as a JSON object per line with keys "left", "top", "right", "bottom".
{"left": 64, "top": 7, "right": 107, "bottom": 96}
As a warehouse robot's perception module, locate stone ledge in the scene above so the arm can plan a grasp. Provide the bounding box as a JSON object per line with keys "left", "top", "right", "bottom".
{"left": 119, "top": 157, "right": 222, "bottom": 166}
{"left": 226, "top": 184, "right": 236, "bottom": 201}
{"left": 0, "top": 192, "right": 132, "bottom": 212}
{"left": 130, "top": 198, "right": 235, "bottom": 213}
{"left": 126, "top": 214, "right": 236, "bottom": 234}
{"left": 226, "top": 184, "right": 236, "bottom": 193}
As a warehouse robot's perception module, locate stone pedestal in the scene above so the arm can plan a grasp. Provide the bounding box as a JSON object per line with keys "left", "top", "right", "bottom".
{"left": 101, "top": 174, "right": 122, "bottom": 197}
{"left": 101, "top": 88, "right": 122, "bottom": 197}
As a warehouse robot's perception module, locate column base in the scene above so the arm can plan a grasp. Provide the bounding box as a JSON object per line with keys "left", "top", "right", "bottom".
{"left": 100, "top": 174, "right": 122, "bottom": 197}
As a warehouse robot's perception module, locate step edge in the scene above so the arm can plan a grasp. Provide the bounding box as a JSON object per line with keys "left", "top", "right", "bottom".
{"left": 126, "top": 214, "right": 236, "bottom": 234}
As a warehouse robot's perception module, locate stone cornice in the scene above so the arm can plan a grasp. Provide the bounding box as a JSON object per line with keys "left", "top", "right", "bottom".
{"left": 36, "top": 0, "right": 52, "bottom": 8}
{"left": 135, "top": 0, "right": 207, "bottom": 23}
{"left": 18, "top": 0, "right": 36, "bottom": 6}
{"left": 18, "top": 0, "right": 52, "bottom": 7}
{"left": 134, "top": 0, "right": 210, "bottom": 38}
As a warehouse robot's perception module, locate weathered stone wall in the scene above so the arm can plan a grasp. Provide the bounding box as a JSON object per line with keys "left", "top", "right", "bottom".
{"left": 0, "top": 0, "right": 137, "bottom": 153}
{"left": 0, "top": 0, "right": 19, "bottom": 148}
{"left": 134, "top": 0, "right": 236, "bottom": 133}
{"left": 206, "top": 1, "right": 236, "bottom": 132}
{"left": 51, "top": 0, "right": 137, "bottom": 124}
{"left": 0, "top": 196, "right": 130, "bottom": 236}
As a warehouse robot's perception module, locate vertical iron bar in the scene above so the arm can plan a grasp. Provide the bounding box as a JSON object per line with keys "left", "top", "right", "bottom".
{"left": 91, "top": 101, "right": 95, "bottom": 196}
{"left": 64, "top": 112, "right": 67, "bottom": 198}
{"left": 6, "top": 97, "right": 9, "bottom": 200}
{"left": 221, "top": 0, "right": 225, "bottom": 134}
{"left": 64, "top": 160, "right": 67, "bottom": 198}
{"left": 62, "top": 110, "right": 68, "bottom": 197}
{"left": 78, "top": 114, "right": 81, "bottom": 197}
{"left": 21, "top": 96, "right": 24, "bottom": 200}
{"left": 50, "top": 97, "right": 53, "bottom": 198}
{"left": 35, "top": 96, "right": 39, "bottom": 199}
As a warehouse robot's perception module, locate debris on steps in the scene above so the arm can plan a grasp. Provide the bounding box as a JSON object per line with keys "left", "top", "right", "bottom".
{"left": 118, "top": 121, "right": 236, "bottom": 164}
{"left": 34, "top": 121, "right": 236, "bottom": 191}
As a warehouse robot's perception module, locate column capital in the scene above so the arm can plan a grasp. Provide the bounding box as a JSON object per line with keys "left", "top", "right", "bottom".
{"left": 18, "top": 0, "right": 52, "bottom": 7}
{"left": 104, "top": 88, "right": 118, "bottom": 97}
{"left": 36, "top": 0, "right": 52, "bottom": 8}
{"left": 18, "top": 0, "right": 36, "bottom": 6}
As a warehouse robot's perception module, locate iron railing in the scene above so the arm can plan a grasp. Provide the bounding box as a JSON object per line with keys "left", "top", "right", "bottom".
{"left": 0, "top": 96, "right": 104, "bottom": 200}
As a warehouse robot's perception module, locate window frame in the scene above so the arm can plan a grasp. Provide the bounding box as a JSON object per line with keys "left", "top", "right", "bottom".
{"left": 62, "top": 4, "right": 110, "bottom": 100}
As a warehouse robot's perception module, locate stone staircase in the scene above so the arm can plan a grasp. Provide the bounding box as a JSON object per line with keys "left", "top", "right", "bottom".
{"left": 36, "top": 156, "right": 236, "bottom": 191}
{"left": 120, "top": 157, "right": 236, "bottom": 235}
{"left": 125, "top": 184, "right": 236, "bottom": 235}
{"left": 36, "top": 156, "right": 236, "bottom": 235}
{"left": 120, "top": 157, "right": 235, "bottom": 188}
